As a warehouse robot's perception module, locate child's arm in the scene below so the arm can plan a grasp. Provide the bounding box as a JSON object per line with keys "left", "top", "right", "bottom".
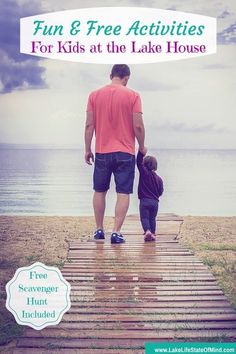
{"left": 137, "top": 150, "right": 145, "bottom": 172}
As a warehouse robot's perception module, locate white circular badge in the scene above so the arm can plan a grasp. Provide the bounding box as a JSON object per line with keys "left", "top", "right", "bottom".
{"left": 5, "top": 262, "right": 71, "bottom": 330}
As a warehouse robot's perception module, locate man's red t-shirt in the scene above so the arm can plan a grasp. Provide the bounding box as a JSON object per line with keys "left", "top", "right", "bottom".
{"left": 87, "top": 84, "right": 142, "bottom": 155}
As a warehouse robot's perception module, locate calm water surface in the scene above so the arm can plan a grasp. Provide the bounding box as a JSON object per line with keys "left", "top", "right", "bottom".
{"left": 0, "top": 148, "right": 235, "bottom": 216}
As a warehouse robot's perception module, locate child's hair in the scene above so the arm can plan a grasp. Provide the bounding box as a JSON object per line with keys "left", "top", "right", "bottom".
{"left": 143, "top": 155, "right": 158, "bottom": 171}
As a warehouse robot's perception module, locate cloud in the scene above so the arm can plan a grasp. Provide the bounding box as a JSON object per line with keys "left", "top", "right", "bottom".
{"left": 218, "top": 10, "right": 231, "bottom": 19}
{"left": 0, "top": 0, "right": 46, "bottom": 94}
{"left": 217, "top": 22, "right": 236, "bottom": 44}
{"left": 40, "top": 0, "right": 236, "bottom": 47}
{"left": 202, "top": 64, "right": 227, "bottom": 70}
{"left": 131, "top": 76, "right": 178, "bottom": 91}
{"left": 79, "top": 67, "right": 108, "bottom": 89}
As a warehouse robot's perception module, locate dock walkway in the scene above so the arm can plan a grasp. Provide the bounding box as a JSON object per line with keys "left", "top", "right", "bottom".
{"left": 14, "top": 214, "right": 236, "bottom": 353}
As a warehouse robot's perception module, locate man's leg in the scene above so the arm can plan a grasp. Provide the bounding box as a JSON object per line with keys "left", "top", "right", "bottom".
{"left": 93, "top": 152, "right": 112, "bottom": 237}
{"left": 113, "top": 193, "right": 129, "bottom": 233}
{"left": 93, "top": 191, "right": 107, "bottom": 230}
{"left": 112, "top": 152, "right": 135, "bottom": 240}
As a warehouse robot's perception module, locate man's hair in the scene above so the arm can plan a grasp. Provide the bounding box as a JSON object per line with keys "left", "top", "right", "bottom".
{"left": 143, "top": 155, "right": 158, "bottom": 171}
{"left": 111, "top": 64, "right": 131, "bottom": 79}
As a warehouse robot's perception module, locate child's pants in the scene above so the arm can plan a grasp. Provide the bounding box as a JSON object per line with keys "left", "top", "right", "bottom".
{"left": 139, "top": 198, "right": 159, "bottom": 234}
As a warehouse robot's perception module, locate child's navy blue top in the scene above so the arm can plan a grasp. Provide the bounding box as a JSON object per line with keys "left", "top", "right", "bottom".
{"left": 137, "top": 151, "right": 164, "bottom": 201}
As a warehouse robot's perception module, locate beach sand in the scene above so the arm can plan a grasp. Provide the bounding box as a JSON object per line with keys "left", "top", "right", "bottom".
{"left": 0, "top": 215, "right": 235, "bottom": 352}
{"left": 0, "top": 216, "right": 113, "bottom": 351}
{"left": 179, "top": 216, "right": 236, "bottom": 308}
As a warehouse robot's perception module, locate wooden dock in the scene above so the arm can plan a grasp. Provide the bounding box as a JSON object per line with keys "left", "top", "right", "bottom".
{"left": 14, "top": 214, "right": 236, "bottom": 353}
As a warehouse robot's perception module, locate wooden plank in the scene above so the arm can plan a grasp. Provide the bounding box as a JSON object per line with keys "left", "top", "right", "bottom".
{"left": 122, "top": 222, "right": 181, "bottom": 230}
{"left": 67, "top": 256, "right": 197, "bottom": 261}
{"left": 68, "top": 243, "right": 186, "bottom": 247}
{"left": 69, "top": 239, "right": 181, "bottom": 244}
{"left": 66, "top": 255, "right": 202, "bottom": 259}
{"left": 62, "top": 320, "right": 234, "bottom": 330}
{"left": 70, "top": 283, "right": 220, "bottom": 290}
{"left": 70, "top": 295, "right": 228, "bottom": 301}
{"left": 65, "top": 272, "right": 206, "bottom": 277}
{"left": 66, "top": 257, "right": 198, "bottom": 261}
{"left": 65, "top": 260, "right": 203, "bottom": 264}
{"left": 17, "top": 335, "right": 236, "bottom": 350}
{"left": 69, "top": 240, "right": 182, "bottom": 245}
{"left": 64, "top": 307, "right": 236, "bottom": 315}
{"left": 119, "top": 230, "right": 180, "bottom": 235}
{"left": 67, "top": 276, "right": 209, "bottom": 280}
{"left": 64, "top": 261, "right": 206, "bottom": 267}
{"left": 69, "top": 300, "right": 232, "bottom": 308}
{"left": 70, "top": 280, "right": 218, "bottom": 286}
{"left": 67, "top": 254, "right": 195, "bottom": 259}
{"left": 67, "top": 258, "right": 198, "bottom": 263}
{"left": 68, "top": 245, "right": 186, "bottom": 249}
{"left": 63, "top": 272, "right": 212, "bottom": 278}
{"left": 68, "top": 244, "right": 186, "bottom": 249}
{"left": 70, "top": 290, "right": 224, "bottom": 296}
{"left": 65, "top": 256, "right": 202, "bottom": 261}
{"left": 64, "top": 276, "right": 216, "bottom": 281}
{"left": 65, "top": 267, "right": 209, "bottom": 273}
{"left": 70, "top": 239, "right": 180, "bottom": 245}
{"left": 69, "top": 245, "right": 184, "bottom": 249}
{"left": 14, "top": 349, "right": 144, "bottom": 354}
{"left": 69, "top": 247, "right": 188, "bottom": 251}
{"left": 65, "top": 266, "right": 205, "bottom": 271}
{"left": 61, "top": 313, "right": 236, "bottom": 322}
{"left": 66, "top": 264, "right": 205, "bottom": 269}
{"left": 70, "top": 287, "right": 222, "bottom": 293}
{"left": 68, "top": 250, "right": 185, "bottom": 254}
{"left": 63, "top": 264, "right": 209, "bottom": 269}
{"left": 66, "top": 272, "right": 213, "bottom": 278}
{"left": 68, "top": 250, "right": 194, "bottom": 255}
{"left": 68, "top": 279, "right": 217, "bottom": 285}
{"left": 105, "top": 232, "right": 178, "bottom": 236}
{"left": 64, "top": 266, "right": 209, "bottom": 271}
{"left": 18, "top": 328, "right": 236, "bottom": 340}
{"left": 24, "top": 321, "right": 236, "bottom": 332}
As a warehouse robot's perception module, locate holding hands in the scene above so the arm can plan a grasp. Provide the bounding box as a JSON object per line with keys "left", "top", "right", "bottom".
{"left": 139, "top": 146, "right": 148, "bottom": 156}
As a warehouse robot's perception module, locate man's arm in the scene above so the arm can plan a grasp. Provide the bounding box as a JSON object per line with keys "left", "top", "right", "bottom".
{"left": 84, "top": 111, "right": 95, "bottom": 165}
{"left": 133, "top": 112, "right": 146, "bottom": 154}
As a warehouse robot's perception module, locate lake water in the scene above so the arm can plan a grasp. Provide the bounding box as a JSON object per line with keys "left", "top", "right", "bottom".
{"left": 0, "top": 147, "right": 235, "bottom": 216}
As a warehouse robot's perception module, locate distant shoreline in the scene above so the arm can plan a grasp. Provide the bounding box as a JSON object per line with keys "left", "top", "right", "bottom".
{"left": 0, "top": 213, "right": 236, "bottom": 217}
{"left": 1, "top": 143, "right": 236, "bottom": 151}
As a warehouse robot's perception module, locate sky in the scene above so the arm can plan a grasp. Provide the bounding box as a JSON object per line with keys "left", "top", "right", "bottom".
{"left": 0, "top": 0, "right": 236, "bottom": 149}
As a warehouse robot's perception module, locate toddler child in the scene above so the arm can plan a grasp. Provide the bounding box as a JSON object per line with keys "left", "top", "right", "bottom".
{"left": 137, "top": 150, "right": 164, "bottom": 241}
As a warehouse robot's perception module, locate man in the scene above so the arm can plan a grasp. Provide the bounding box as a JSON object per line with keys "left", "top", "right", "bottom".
{"left": 85, "top": 64, "right": 146, "bottom": 243}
